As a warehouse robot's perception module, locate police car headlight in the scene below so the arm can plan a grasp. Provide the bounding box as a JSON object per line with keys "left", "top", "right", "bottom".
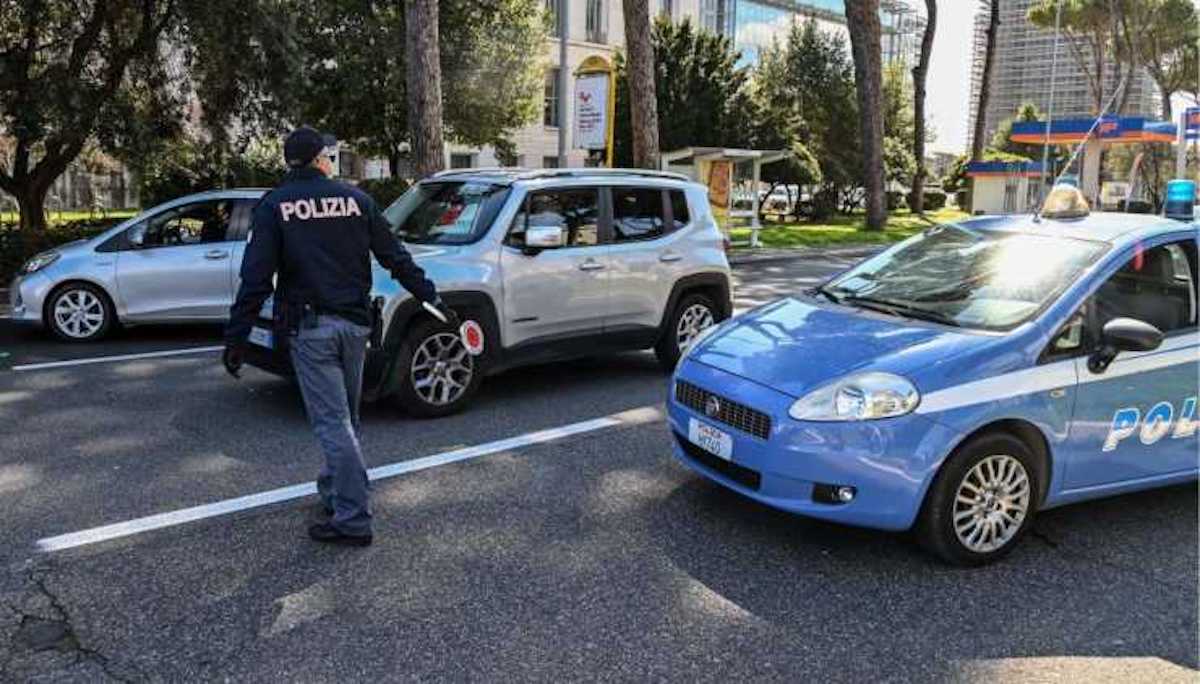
{"left": 789, "top": 372, "right": 920, "bottom": 421}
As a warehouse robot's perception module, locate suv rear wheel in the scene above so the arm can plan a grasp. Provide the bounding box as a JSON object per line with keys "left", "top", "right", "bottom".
{"left": 392, "top": 318, "right": 482, "bottom": 418}
{"left": 655, "top": 293, "right": 717, "bottom": 371}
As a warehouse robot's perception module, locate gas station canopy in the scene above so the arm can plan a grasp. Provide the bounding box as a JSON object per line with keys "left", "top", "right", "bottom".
{"left": 1010, "top": 117, "right": 1177, "bottom": 145}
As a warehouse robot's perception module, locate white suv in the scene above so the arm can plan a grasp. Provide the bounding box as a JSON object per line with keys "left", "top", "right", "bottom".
{"left": 245, "top": 168, "right": 733, "bottom": 416}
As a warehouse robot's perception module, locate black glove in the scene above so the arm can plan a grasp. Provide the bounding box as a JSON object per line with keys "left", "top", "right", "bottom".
{"left": 426, "top": 298, "right": 461, "bottom": 329}
{"left": 223, "top": 342, "right": 244, "bottom": 379}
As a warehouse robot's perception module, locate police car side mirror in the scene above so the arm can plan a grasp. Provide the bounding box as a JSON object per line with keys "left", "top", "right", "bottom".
{"left": 127, "top": 224, "right": 146, "bottom": 249}
{"left": 1089, "top": 317, "right": 1163, "bottom": 374}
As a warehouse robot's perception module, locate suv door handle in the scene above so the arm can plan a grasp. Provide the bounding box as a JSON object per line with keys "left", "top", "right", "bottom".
{"left": 578, "top": 259, "right": 606, "bottom": 271}
{"left": 659, "top": 251, "right": 683, "bottom": 263}
{"left": 204, "top": 249, "right": 230, "bottom": 260}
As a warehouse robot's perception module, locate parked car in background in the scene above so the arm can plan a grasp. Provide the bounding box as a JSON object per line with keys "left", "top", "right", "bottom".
{"left": 10, "top": 189, "right": 265, "bottom": 341}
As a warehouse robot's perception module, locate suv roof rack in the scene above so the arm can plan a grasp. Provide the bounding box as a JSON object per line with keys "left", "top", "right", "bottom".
{"left": 430, "top": 167, "right": 529, "bottom": 178}
{"left": 514, "top": 168, "right": 690, "bottom": 182}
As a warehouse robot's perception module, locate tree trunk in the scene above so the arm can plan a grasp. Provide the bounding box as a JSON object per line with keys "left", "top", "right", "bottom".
{"left": 971, "top": 0, "right": 999, "bottom": 162}
{"left": 623, "top": 0, "right": 660, "bottom": 169}
{"left": 14, "top": 183, "right": 50, "bottom": 253}
{"left": 910, "top": 0, "right": 936, "bottom": 216}
{"left": 405, "top": 0, "right": 445, "bottom": 178}
{"left": 845, "top": 0, "right": 887, "bottom": 231}
{"left": 1161, "top": 89, "right": 1173, "bottom": 121}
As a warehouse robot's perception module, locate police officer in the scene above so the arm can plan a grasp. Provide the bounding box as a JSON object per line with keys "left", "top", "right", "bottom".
{"left": 223, "top": 126, "right": 458, "bottom": 547}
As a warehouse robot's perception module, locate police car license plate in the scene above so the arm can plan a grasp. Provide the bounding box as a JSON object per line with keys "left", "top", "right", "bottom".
{"left": 248, "top": 326, "right": 274, "bottom": 349}
{"left": 689, "top": 418, "right": 733, "bottom": 461}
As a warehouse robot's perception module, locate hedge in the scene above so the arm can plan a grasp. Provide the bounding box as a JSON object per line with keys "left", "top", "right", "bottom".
{"left": 907, "top": 190, "right": 947, "bottom": 212}
{"left": 1, "top": 218, "right": 123, "bottom": 283}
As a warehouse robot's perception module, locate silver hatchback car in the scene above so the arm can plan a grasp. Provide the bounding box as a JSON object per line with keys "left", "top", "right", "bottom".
{"left": 10, "top": 189, "right": 266, "bottom": 341}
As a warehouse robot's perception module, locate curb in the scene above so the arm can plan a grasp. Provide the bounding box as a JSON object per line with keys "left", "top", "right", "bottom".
{"left": 728, "top": 245, "right": 884, "bottom": 266}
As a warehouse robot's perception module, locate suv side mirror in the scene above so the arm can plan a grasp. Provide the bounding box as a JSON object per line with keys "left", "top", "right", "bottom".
{"left": 523, "top": 225, "right": 565, "bottom": 253}
{"left": 1088, "top": 317, "right": 1163, "bottom": 374}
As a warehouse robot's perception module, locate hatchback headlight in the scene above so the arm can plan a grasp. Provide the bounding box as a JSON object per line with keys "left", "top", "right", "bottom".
{"left": 789, "top": 372, "right": 920, "bottom": 421}
{"left": 20, "top": 251, "right": 60, "bottom": 275}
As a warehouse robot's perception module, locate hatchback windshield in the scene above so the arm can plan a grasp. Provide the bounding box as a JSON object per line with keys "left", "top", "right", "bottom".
{"left": 820, "top": 224, "right": 1108, "bottom": 331}
{"left": 382, "top": 181, "right": 509, "bottom": 245}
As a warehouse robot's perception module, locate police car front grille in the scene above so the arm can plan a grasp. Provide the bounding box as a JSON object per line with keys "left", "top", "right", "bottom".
{"left": 675, "top": 380, "right": 772, "bottom": 440}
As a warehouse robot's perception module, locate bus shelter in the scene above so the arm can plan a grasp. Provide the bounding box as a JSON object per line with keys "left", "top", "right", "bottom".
{"left": 660, "top": 147, "right": 790, "bottom": 248}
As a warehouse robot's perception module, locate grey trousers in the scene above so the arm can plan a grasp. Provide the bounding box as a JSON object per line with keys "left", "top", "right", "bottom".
{"left": 289, "top": 315, "right": 373, "bottom": 536}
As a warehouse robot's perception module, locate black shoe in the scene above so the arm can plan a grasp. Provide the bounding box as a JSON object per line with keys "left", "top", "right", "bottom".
{"left": 308, "top": 522, "right": 372, "bottom": 547}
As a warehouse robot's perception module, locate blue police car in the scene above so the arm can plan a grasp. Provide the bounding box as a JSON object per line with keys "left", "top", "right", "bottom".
{"left": 668, "top": 185, "right": 1198, "bottom": 565}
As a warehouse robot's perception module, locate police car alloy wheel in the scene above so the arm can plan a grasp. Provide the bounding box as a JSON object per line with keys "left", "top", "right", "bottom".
{"left": 47, "top": 283, "right": 114, "bottom": 342}
{"left": 917, "top": 432, "right": 1040, "bottom": 566}
{"left": 656, "top": 293, "right": 718, "bottom": 371}
{"left": 393, "top": 317, "right": 483, "bottom": 418}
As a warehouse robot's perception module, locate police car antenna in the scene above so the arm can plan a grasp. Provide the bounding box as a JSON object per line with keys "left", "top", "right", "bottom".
{"left": 1034, "top": 68, "right": 1132, "bottom": 223}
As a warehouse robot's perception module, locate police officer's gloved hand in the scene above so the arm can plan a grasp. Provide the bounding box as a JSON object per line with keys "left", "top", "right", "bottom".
{"left": 223, "top": 342, "right": 245, "bottom": 379}
{"left": 426, "top": 298, "right": 461, "bottom": 329}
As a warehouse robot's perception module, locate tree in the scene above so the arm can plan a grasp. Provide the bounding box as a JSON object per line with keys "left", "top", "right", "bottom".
{"left": 844, "top": 0, "right": 887, "bottom": 230}
{"left": 972, "top": 0, "right": 1000, "bottom": 161}
{"left": 1028, "top": 0, "right": 1138, "bottom": 115}
{"left": 1121, "top": 0, "right": 1199, "bottom": 119}
{"left": 0, "top": 1, "right": 176, "bottom": 241}
{"left": 910, "top": 0, "right": 936, "bottom": 214}
{"left": 623, "top": 0, "right": 660, "bottom": 168}
{"left": 990, "top": 102, "right": 1053, "bottom": 158}
{"left": 781, "top": 19, "right": 861, "bottom": 218}
{"left": 291, "top": 0, "right": 543, "bottom": 178}
{"left": 406, "top": 0, "right": 445, "bottom": 178}
{"left": 613, "top": 17, "right": 749, "bottom": 166}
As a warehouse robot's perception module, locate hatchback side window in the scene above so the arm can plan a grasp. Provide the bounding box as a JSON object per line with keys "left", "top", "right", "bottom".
{"left": 132, "top": 200, "right": 237, "bottom": 248}
{"left": 1092, "top": 240, "right": 1198, "bottom": 337}
{"left": 668, "top": 190, "right": 690, "bottom": 230}
{"left": 611, "top": 187, "right": 665, "bottom": 242}
{"left": 507, "top": 188, "right": 600, "bottom": 248}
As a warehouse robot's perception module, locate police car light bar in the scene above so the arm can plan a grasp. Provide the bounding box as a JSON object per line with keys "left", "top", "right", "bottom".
{"left": 1163, "top": 179, "right": 1196, "bottom": 221}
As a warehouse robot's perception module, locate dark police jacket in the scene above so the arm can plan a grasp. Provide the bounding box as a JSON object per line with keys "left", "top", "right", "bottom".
{"left": 226, "top": 167, "right": 437, "bottom": 344}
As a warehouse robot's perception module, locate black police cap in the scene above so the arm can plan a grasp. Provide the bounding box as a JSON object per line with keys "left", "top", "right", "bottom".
{"left": 285, "top": 126, "right": 337, "bottom": 168}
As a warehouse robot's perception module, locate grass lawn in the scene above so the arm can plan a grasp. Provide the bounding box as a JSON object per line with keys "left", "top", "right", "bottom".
{"left": 0, "top": 209, "right": 138, "bottom": 224}
{"left": 729, "top": 207, "right": 969, "bottom": 250}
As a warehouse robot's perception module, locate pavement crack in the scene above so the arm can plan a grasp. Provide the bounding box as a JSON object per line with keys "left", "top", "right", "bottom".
{"left": 13, "top": 562, "right": 142, "bottom": 683}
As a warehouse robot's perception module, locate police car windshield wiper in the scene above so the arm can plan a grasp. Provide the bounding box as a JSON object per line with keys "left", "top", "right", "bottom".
{"left": 810, "top": 284, "right": 843, "bottom": 303}
{"left": 840, "top": 294, "right": 962, "bottom": 327}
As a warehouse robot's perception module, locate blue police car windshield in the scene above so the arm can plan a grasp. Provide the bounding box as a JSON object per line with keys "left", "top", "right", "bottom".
{"left": 825, "top": 225, "right": 1107, "bottom": 331}
{"left": 383, "top": 181, "right": 508, "bottom": 245}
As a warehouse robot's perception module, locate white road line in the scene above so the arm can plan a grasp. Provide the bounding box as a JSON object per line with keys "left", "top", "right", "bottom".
{"left": 36, "top": 405, "right": 663, "bottom": 553}
{"left": 11, "top": 345, "right": 223, "bottom": 372}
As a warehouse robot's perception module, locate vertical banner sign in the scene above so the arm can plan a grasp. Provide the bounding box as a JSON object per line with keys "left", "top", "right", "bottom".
{"left": 1185, "top": 108, "right": 1200, "bottom": 141}
{"left": 574, "top": 74, "right": 609, "bottom": 150}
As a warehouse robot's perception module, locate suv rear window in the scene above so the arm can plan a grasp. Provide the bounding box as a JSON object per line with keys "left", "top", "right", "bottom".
{"left": 383, "top": 181, "right": 510, "bottom": 245}
{"left": 612, "top": 187, "right": 666, "bottom": 242}
{"left": 669, "top": 190, "right": 690, "bottom": 230}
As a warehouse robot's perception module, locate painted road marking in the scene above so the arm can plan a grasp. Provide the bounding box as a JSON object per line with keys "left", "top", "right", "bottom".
{"left": 11, "top": 346, "right": 223, "bottom": 372}
{"left": 37, "top": 405, "right": 664, "bottom": 552}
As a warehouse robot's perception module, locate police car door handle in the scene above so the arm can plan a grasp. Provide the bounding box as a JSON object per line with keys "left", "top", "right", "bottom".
{"left": 579, "top": 259, "right": 606, "bottom": 271}
{"left": 204, "top": 249, "right": 230, "bottom": 260}
{"left": 659, "top": 251, "right": 683, "bottom": 263}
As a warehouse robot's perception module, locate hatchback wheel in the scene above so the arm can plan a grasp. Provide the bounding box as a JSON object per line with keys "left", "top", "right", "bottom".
{"left": 47, "top": 283, "right": 114, "bottom": 342}
{"left": 392, "top": 317, "right": 483, "bottom": 417}
{"left": 655, "top": 293, "right": 718, "bottom": 371}
{"left": 917, "top": 433, "right": 1039, "bottom": 566}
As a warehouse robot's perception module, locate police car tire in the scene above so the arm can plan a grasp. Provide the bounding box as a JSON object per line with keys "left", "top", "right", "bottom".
{"left": 392, "top": 317, "right": 482, "bottom": 418}
{"left": 656, "top": 293, "right": 718, "bottom": 371}
{"left": 46, "top": 282, "right": 115, "bottom": 343}
{"left": 917, "top": 432, "right": 1040, "bottom": 567}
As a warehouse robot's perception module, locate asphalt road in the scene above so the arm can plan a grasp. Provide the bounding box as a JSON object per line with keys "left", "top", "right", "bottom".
{"left": 0, "top": 251, "right": 1195, "bottom": 683}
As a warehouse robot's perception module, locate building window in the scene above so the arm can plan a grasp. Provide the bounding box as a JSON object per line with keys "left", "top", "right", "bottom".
{"left": 586, "top": 0, "right": 606, "bottom": 43}
{"left": 543, "top": 156, "right": 560, "bottom": 169}
{"left": 659, "top": 0, "right": 673, "bottom": 18}
{"left": 450, "top": 153, "right": 474, "bottom": 169}
{"left": 544, "top": 68, "right": 560, "bottom": 127}
{"left": 701, "top": 0, "right": 732, "bottom": 36}
{"left": 545, "top": 0, "right": 560, "bottom": 37}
